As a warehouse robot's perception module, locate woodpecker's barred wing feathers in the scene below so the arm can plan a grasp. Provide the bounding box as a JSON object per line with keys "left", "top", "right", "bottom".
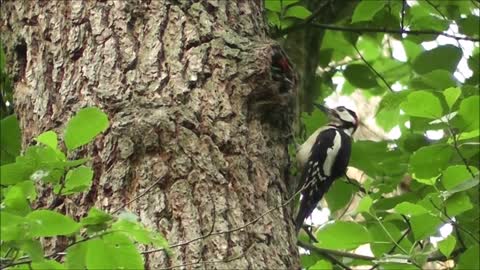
{"left": 295, "top": 128, "right": 352, "bottom": 232}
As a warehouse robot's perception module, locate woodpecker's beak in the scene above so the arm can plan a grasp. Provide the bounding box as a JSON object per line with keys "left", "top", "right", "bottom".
{"left": 313, "top": 103, "right": 333, "bottom": 115}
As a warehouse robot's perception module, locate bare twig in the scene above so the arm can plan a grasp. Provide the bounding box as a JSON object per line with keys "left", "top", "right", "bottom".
{"left": 369, "top": 215, "right": 413, "bottom": 270}
{"left": 111, "top": 177, "right": 164, "bottom": 215}
{"left": 424, "top": 0, "right": 448, "bottom": 21}
{"left": 447, "top": 127, "right": 476, "bottom": 179}
{"left": 429, "top": 199, "right": 480, "bottom": 243}
{"left": 353, "top": 44, "right": 394, "bottom": 92}
{"left": 158, "top": 244, "right": 253, "bottom": 270}
{"left": 298, "top": 240, "right": 375, "bottom": 261}
{"left": 400, "top": 0, "right": 407, "bottom": 31}
{"left": 274, "top": 0, "right": 330, "bottom": 37}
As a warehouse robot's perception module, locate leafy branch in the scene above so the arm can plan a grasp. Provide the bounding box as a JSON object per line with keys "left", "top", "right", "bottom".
{"left": 276, "top": 23, "right": 480, "bottom": 42}
{"left": 353, "top": 44, "right": 394, "bottom": 92}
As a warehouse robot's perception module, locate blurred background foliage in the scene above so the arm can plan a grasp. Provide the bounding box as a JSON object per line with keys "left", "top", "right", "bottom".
{"left": 266, "top": 0, "right": 479, "bottom": 269}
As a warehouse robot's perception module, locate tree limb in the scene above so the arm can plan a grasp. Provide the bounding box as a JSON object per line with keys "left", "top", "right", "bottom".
{"left": 303, "top": 24, "right": 480, "bottom": 42}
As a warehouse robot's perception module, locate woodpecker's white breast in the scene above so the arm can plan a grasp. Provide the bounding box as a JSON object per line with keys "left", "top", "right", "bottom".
{"left": 296, "top": 126, "right": 333, "bottom": 170}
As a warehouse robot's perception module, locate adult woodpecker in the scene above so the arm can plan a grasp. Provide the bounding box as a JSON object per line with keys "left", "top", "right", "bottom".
{"left": 295, "top": 103, "right": 358, "bottom": 233}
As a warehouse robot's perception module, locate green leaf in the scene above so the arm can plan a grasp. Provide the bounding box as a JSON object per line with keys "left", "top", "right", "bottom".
{"left": 457, "top": 95, "right": 479, "bottom": 132}
{"left": 445, "top": 192, "right": 473, "bottom": 216}
{"left": 16, "top": 180, "right": 37, "bottom": 201}
{"left": 410, "top": 144, "right": 454, "bottom": 179}
{"left": 0, "top": 115, "right": 21, "bottom": 165}
{"left": 377, "top": 91, "right": 410, "bottom": 113}
{"left": 0, "top": 212, "right": 30, "bottom": 241}
{"left": 369, "top": 221, "right": 412, "bottom": 257}
{"left": 0, "top": 162, "right": 33, "bottom": 185}
{"left": 410, "top": 70, "right": 457, "bottom": 91}
{"left": 35, "top": 131, "right": 58, "bottom": 150}
{"left": 438, "top": 235, "right": 456, "bottom": 258}
{"left": 356, "top": 37, "right": 381, "bottom": 61}
{"left": 61, "top": 166, "right": 93, "bottom": 195}
{"left": 315, "top": 221, "right": 371, "bottom": 250}
{"left": 444, "top": 175, "right": 479, "bottom": 196}
{"left": 264, "top": 0, "right": 299, "bottom": 12}
{"left": 376, "top": 108, "right": 399, "bottom": 132}
{"left": 112, "top": 219, "right": 169, "bottom": 249}
{"left": 86, "top": 232, "right": 144, "bottom": 270}
{"left": 356, "top": 195, "right": 373, "bottom": 214}
{"left": 403, "top": 39, "right": 423, "bottom": 60}
{"left": 19, "top": 240, "right": 44, "bottom": 262}
{"left": 3, "top": 185, "right": 31, "bottom": 216}
{"left": 394, "top": 202, "right": 429, "bottom": 216}
{"left": 410, "top": 213, "right": 443, "bottom": 241}
{"left": 458, "top": 15, "right": 480, "bottom": 37}
{"left": 442, "top": 87, "right": 461, "bottom": 109}
{"left": 413, "top": 45, "right": 462, "bottom": 74}
{"left": 442, "top": 165, "right": 478, "bottom": 190}
{"left": 81, "top": 207, "right": 113, "bottom": 226}
{"left": 325, "top": 180, "right": 354, "bottom": 213}
{"left": 309, "top": 260, "right": 332, "bottom": 270}
{"left": 26, "top": 210, "right": 81, "bottom": 237}
{"left": 400, "top": 91, "right": 443, "bottom": 119}
{"left": 351, "top": 0, "right": 385, "bottom": 23}
{"left": 266, "top": 11, "right": 281, "bottom": 28}
{"left": 457, "top": 245, "right": 479, "bottom": 270}
{"left": 66, "top": 241, "right": 88, "bottom": 270}
{"left": 284, "top": 6, "right": 311, "bottom": 19}
{"left": 300, "top": 253, "right": 323, "bottom": 269}
{"left": 64, "top": 107, "right": 109, "bottom": 150}
{"left": 344, "top": 64, "right": 378, "bottom": 89}
{"left": 31, "top": 260, "right": 65, "bottom": 270}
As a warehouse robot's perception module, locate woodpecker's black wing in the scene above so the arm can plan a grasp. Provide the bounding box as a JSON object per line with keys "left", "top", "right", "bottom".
{"left": 295, "top": 128, "right": 352, "bottom": 232}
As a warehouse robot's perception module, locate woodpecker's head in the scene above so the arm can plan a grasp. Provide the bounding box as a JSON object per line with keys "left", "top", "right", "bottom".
{"left": 314, "top": 103, "right": 358, "bottom": 135}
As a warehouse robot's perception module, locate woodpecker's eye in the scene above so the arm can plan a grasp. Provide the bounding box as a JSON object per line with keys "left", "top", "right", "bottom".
{"left": 338, "top": 107, "right": 344, "bottom": 112}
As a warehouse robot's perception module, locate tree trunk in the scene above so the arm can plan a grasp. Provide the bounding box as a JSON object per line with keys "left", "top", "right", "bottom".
{"left": 1, "top": 1, "right": 299, "bottom": 269}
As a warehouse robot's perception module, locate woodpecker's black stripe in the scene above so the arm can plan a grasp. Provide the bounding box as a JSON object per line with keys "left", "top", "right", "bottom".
{"left": 295, "top": 128, "right": 352, "bottom": 233}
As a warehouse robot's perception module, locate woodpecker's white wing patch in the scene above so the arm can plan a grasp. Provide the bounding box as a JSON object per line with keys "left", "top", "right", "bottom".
{"left": 323, "top": 130, "right": 341, "bottom": 177}
{"left": 297, "top": 127, "right": 333, "bottom": 169}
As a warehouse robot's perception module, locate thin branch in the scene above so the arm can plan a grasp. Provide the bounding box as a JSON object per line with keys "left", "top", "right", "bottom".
{"left": 158, "top": 244, "right": 253, "bottom": 270}
{"left": 427, "top": 248, "right": 465, "bottom": 262}
{"left": 309, "top": 23, "right": 480, "bottom": 42}
{"left": 429, "top": 199, "right": 480, "bottom": 243}
{"left": 298, "top": 240, "right": 375, "bottom": 261}
{"left": 369, "top": 215, "right": 413, "bottom": 270}
{"left": 400, "top": 0, "right": 407, "bottom": 31}
{"left": 273, "top": 0, "right": 330, "bottom": 37}
{"left": 344, "top": 173, "right": 367, "bottom": 194}
{"left": 111, "top": 176, "right": 164, "bottom": 215}
{"left": 353, "top": 45, "right": 394, "bottom": 92}
{"left": 448, "top": 127, "right": 476, "bottom": 179}
{"left": 424, "top": 0, "right": 448, "bottom": 21}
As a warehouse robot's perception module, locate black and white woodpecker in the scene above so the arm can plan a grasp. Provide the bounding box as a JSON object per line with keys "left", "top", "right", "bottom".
{"left": 295, "top": 103, "right": 358, "bottom": 232}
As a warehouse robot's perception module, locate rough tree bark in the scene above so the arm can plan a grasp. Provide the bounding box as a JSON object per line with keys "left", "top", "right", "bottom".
{"left": 1, "top": 0, "right": 299, "bottom": 269}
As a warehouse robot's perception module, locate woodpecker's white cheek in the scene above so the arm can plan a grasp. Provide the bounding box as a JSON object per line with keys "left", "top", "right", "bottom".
{"left": 323, "top": 130, "right": 341, "bottom": 177}
{"left": 338, "top": 110, "right": 355, "bottom": 123}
